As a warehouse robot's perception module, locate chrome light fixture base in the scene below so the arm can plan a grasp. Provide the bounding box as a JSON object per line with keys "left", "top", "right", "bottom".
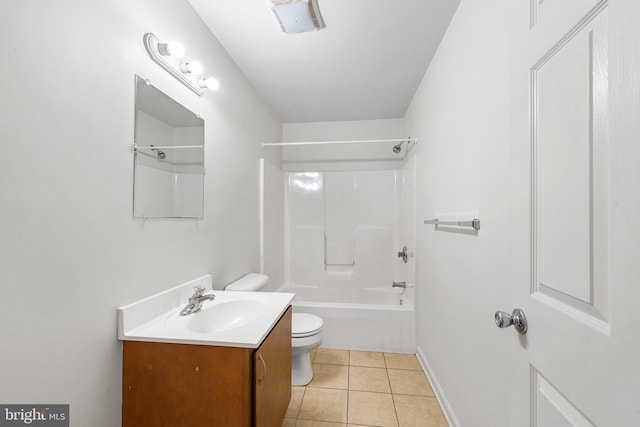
{"left": 143, "top": 33, "right": 205, "bottom": 96}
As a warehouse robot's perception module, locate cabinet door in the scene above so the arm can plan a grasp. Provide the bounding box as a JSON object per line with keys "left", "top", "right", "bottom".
{"left": 122, "top": 342, "right": 253, "bottom": 427}
{"left": 254, "top": 307, "right": 292, "bottom": 427}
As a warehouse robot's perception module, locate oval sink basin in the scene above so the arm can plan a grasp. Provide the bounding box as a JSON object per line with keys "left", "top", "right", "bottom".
{"left": 187, "top": 300, "right": 265, "bottom": 333}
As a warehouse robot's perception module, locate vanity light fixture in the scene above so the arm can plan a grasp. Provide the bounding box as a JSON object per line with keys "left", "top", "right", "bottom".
{"left": 267, "top": 0, "right": 326, "bottom": 34}
{"left": 180, "top": 61, "right": 204, "bottom": 75}
{"left": 157, "top": 41, "right": 185, "bottom": 58}
{"left": 198, "top": 77, "right": 220, "bottom": 91}
{"left": 143, "top": 33, "right": 219, "bottom": 96}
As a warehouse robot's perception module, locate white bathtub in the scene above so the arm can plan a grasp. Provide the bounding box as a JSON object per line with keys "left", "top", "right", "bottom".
{"left": 277, "top": 284, "right": 416, "bottom": 354}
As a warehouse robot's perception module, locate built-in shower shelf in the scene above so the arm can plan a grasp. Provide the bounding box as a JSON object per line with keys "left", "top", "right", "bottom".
{"left": 324, "top": 261, "right": 355, "bottom": 276}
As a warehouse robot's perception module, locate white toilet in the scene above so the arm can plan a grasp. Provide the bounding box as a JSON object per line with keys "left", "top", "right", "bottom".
{"left": 290, "top": 312, "right": 324, "bottom": 385}
{"left": 225, "top": 273, "right": 324, "bottom": 386}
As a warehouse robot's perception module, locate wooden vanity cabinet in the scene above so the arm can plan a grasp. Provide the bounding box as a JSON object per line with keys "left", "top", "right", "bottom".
{"left": 122, "top": 306, "right": 292, "bottom": 427}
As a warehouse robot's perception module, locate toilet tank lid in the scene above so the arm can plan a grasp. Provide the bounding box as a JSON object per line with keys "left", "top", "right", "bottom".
{"left": 225, "top": 273, "right": 269, "bottom": 291}
{"left": 292, "top": 313, "right": 323, "bottom": 336}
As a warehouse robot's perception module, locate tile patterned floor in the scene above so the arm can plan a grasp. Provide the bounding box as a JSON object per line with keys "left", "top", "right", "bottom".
{"left": 282, "top": 349, "right": 449, "bottom": 427}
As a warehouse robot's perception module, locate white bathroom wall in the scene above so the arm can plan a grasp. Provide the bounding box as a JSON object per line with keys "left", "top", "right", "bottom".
{"left": 404, "top": 0, "right": 513, "bottom": 425}
{"left": 0, "top": 1, "right": 281, "bottom": 426}
{"left": 260, "top": 158, "right": 285, "bottom": 291}
{"left": 281, "top": 119, "right": 407, "bottom": 171}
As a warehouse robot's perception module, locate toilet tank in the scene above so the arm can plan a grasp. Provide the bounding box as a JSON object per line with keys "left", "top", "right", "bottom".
{"left": 225, "top": 273, "right": 269, "bottom": 291}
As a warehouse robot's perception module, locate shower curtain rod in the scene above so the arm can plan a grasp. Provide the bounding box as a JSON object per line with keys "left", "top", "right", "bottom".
{"left": 133, "top": 144, "right": 204, "bottom": 150}
{"left": 261, "top": 137, "right": 417, "bottom": 147}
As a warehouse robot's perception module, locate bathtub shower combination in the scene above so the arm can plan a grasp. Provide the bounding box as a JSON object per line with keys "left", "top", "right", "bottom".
{"left": 262, "top": 155, "right": 417, "bottom": 354}
{"left": 278, "top": 284, "right": 415, "bottom": 353}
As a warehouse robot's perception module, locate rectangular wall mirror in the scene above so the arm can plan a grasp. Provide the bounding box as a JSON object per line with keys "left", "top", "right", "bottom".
{"left": 133, "top": 75, "right": 205, "bottom": 219}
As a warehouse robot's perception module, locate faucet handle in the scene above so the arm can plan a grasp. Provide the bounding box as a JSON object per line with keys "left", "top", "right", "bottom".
{"left": 397, "top": 246, "right": 409, "bottom": 263}
{"left": 192, "top": 286, "right": 206, "bottom": 297}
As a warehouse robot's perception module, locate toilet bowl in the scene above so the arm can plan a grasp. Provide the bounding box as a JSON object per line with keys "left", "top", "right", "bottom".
{"left": 225, "top": 274, "right": 324, "bottom": 386}
{"left": 291, "top": 313, "right": 324, "bottom": 386}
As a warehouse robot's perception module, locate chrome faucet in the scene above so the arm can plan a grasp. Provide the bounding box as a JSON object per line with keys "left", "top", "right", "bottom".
{"left": 397, "top": 246, "right": 409, "bottom": 263}
{"left": 179, "top": 286, "right": 215, "bottom": 316}
{"left": 392, "top": 281, "right": 407, "bottom": 288}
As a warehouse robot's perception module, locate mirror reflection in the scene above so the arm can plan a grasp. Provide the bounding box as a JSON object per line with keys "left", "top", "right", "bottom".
{"left": 133, "top": 75, "right": 205, "bottom": 219}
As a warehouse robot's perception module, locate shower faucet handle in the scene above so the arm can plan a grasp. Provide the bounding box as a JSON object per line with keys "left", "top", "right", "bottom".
{"left": 397, "top": 246, "right": 409, "bottom": 263}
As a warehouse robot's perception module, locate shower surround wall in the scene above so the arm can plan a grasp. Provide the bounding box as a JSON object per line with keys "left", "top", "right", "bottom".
{"left": 134, "top": 111, "right": 204, "bottom": 217}
{"left": 278, "top": 118, "right": 413, "bottom": 294}
{"left": 271, "top": 151, "right": 417, "bottom": 353}
{"left": 285, "top": 169, "right": 401, "bottom": 292}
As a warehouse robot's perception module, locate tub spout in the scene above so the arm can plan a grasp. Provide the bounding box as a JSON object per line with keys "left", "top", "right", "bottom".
{"left": 392, "top": 281, "right": 407, "bottom": 288}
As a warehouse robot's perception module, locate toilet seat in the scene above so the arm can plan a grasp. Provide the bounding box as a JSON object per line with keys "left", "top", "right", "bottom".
{"left": 292, "top": 313, "right": 323, "bottom": 338}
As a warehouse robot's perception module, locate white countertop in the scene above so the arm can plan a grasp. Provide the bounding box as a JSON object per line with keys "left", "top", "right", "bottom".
{"left": 117, "top": 275, "right": 295, "bottom": 349}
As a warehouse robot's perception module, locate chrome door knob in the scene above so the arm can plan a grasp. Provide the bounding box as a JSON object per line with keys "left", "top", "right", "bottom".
{"left": 495, "top": 308, "right": 528, "bottom": 334}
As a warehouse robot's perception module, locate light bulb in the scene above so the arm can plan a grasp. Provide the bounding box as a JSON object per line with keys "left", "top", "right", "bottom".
{"left": 198, "top": 77, "right": 220, "bottom": 91}
{"left": 158, "top": 41, "right": 185, "bottom": 58}
{"left": 180, "top": 61, "right": 203, "bottom": 75}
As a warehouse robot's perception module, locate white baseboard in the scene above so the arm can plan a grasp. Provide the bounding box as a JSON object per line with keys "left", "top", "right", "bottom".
{"left": 416, "top": 346, "right": 461, "bottom": 427}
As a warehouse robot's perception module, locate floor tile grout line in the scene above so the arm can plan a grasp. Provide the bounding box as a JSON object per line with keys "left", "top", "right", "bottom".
{"left": 301, "top": 384, "right": 435, "bottom": 400}
{"left": 346, "top": 351, "right": 351, "bottom": 424}
{"left": 388, "top": 355, "right": 403, "bottom": 427}
{"left": 391, "top": 392, "right": 401, "bottom": 427}
{"left": 298, "top": 385, "right": 307, "bottom": 420}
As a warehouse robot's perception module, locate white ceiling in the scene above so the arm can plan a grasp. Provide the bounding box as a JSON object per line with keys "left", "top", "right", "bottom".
{"left": 189, "top": 0, "right": 460, "bottom": 123}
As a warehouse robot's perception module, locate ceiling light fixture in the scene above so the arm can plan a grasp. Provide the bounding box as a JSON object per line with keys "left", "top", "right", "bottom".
{"left": 268, "top": 0, "right": 326, "bottom": 34}
{"left": 143, "top": 33, "right": 219, "bottom": 96}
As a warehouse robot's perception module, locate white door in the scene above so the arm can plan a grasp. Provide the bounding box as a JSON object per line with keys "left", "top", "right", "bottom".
{"left": 508, "top": 0, "right": 640, "bottom": 425}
